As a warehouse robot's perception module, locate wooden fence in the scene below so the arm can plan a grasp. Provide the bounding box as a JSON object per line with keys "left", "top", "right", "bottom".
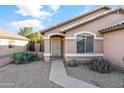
{"left": 27, "top": 41, "right": 44, "bottom": 52}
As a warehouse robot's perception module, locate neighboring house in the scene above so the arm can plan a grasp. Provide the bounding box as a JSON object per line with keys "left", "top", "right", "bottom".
{"left": 0, "top": 29, "right": 28, "bottom": 57}
{"left": 40, "top": 6, "right": 124, "bottom": 68}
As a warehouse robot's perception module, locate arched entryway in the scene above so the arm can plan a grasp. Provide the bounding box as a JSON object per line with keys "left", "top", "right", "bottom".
{"left": 50, "top": 35, "right": 64, "bottom": 57}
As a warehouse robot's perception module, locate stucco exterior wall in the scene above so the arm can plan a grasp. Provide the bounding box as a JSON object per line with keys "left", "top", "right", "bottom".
{"left": 64, "top": 56, "right": 93, "bottom": 62}
{"left": 65, "top": 14, "right": 124, "bottom": 37}
{"left": 43, "top": 10, "right": 124, "bottom": 62}
{"left": 64, "top": 39, "right": 76, "bottom": 53}
{"left": 64, "top": 39, "right": 103, "bottom": 62}
{"left": 0, "top": 38, "right": 28, "bottom": 57}
{"left": 64, "top": 39, "right": 103, "bottom": 54}
{"left": 44, "top": 39, "right": 50, "bottom": 53}
{"left": 62, "top": 14, "right": 124, "bottom": 61}
{"left": 43, "top": 8, "right": 110, "bottom": 37}
{"left": 103, "top": 29, "right": 124, "bottom": 68}
{"left": 94, "top": 40, "right": 103, "bottom": 53}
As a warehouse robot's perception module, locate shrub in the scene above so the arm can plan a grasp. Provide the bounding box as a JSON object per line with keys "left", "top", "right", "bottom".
{"left": 11, "top": 52, "right": 40, "bottom": 64}
{"left": 89, "top": 57, "right": 112, "bottom": 73}
{"left": 66, "top": 59, "right": 78, "bottom": 67}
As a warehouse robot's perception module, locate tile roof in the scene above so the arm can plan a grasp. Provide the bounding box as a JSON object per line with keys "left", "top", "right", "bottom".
{"left": 99, "top": 21, "right": 124, "bottom": 33}
{"left": 0, "top": 29, "right": 29, "bottom": 41}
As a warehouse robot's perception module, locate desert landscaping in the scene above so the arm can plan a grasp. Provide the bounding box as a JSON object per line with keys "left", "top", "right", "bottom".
{"left": 66, "top": 64, "right": 124, "bottom": 88}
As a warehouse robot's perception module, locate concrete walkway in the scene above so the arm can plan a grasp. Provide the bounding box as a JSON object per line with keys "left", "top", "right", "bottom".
{"left": 0, "top": 56, "right": 12, "bottom": 68}
{"left": 49, "top": 60, "right": 99, "bottom": 88}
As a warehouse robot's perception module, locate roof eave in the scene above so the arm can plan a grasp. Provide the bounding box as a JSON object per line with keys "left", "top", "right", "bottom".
{"left": 40, "top": 6, "right": 111, "bottom": 34}
{"left": 99, "top": 23, "right": 124, "bottom": 33}
{"left": 61, "top": 8, "right": 124, "bottom": 33}
{"left": 0, "top": 37, "right": 29, "bottom": 41}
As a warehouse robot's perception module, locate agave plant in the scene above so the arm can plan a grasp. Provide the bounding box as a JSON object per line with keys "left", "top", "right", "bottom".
{"left": 89, "top": 57, "right": 112, "bottom": 73}
{"left": 66, "top": 59, "right": 78, "bottom": 67}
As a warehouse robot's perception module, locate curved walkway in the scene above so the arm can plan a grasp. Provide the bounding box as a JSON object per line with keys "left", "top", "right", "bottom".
{"left": 49, "top": 60, "right": 99, "bottom": 88}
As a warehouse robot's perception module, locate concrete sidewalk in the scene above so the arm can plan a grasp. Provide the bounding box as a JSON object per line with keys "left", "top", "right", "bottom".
{"left": 49, "top": 60, "right": 99, "bottom": 88}
{"left": 0, "top": 56, "right": 12, "bottom": 68}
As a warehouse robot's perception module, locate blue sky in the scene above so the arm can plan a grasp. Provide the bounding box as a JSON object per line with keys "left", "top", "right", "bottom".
{"left": 0, "top": 5, "right": 121, "bottom": 33}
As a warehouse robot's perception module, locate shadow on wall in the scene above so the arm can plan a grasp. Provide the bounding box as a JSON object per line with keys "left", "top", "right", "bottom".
{"left": 27, "top": 42, "right": 44, "bottom": 52}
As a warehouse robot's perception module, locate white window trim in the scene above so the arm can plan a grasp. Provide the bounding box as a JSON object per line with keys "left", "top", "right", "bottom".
{"left": 95, "top": 37, "right": 104, "bottom": 40}
{"left": 43, "top": 53, "right": 104, "bottom": 57}
{"left": 8, "top": 40, "right": 15, "bottom": 48}
{"left": 74, "top": 31, "right": 96, "bottom": 37}
{"left": 65, "top": 53, "right": 103, "bottom": 57}
{"left": 76, "top": 33, "right": 95, "bottom": 54}
{"left": 44, "top": 53, "right": 51, "bottom": 56}
{"left": 65, "top": 37, "right": 76, "bottom": 40}
{"left": 44, "top": 33, "right": 65, "bottom": 39}
{"left": 65, "top": 37, "right": 103, "bottom": 40}
{"left": 65, "top": 31, "right": 103, "bottom": 40}
{"left": 44, "top": 32, "right": 103, "bottom": 40}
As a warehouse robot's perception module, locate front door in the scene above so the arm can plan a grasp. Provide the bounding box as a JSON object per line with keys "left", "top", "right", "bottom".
{"left": 51, "top": 37, "right": 61, "bottom": 56}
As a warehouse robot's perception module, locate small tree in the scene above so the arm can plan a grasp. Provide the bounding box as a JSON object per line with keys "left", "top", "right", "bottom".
{"left": 18, "top": 27, "right": 43, "bottom": 43}
{"left": 18, "top": 27, "right": 33, "bottom": 38}
{"left": 29, "top": 32, "right": 43, "bottom": 43}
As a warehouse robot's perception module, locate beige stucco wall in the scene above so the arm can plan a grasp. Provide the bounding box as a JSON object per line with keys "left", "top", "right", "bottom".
{"left": 103, "top": 29, "right": 124, "bottom": 68}
{"left": 44, "top": 39, "right": 50, "bottom": 53}
{"left": 94, "top": 40, "right": 103, "bottom": 53}
{"left": 44, "top": 8, "right": 109, "bottom": 37}
{"left": 65, "top": 14, "right": 124, "bottom": 37}
{"left": 64, "top": 56, "right": 93, "bottom": 62}
{"left": 43, "top": 10, "right": 124, "bottom": 62}
{"left": 0, "top": 38, "right": 28, "bottom": 57}
{"left": 64, "top": 39, "right": 103, "bottom": 54}
{"left": 64, "top": 39, "right": 76, "bottom": 53}
{"left": 64, "top": 38, "right": 103, "bottom": 62}
{"left": 63, "top": 14, "right": 124, "bottom": 56}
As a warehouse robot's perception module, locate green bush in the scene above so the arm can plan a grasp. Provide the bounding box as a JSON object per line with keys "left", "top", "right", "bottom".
{"left": 11, "top": 52, "right": 40, "bottom": 64}
{"left": 89, "top": 57, "right": 112, "bottom": 73}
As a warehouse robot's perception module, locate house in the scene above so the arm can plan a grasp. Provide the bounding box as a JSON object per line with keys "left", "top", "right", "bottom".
{"left": 0, "top": 29, "right": 28, "bottom": 57}
{"left": 99, "top": 22, "right": 124, "bottom": 68}
{"left": 40, "top": 6, "right": 124, "bottom": 68}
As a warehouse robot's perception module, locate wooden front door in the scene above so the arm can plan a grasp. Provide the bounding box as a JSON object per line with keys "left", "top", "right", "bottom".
{"left": 51, "top": 37, "right": 61, "bottom": 56}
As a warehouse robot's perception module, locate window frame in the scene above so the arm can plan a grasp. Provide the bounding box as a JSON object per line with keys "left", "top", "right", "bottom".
{"left": 77, "top": 34, "right": 94, "bottom": 54}
{"left": 8, "top": 40, "right": 15, "bottom": 49}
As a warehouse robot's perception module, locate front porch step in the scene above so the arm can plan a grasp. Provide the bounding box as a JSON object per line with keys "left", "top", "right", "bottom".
{"left": 50, "top": 56, "right": 64, "bottom": 61}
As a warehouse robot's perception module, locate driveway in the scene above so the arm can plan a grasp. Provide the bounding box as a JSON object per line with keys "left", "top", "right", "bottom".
{"left": 0, "top": 61, "right": 61, "bottom": 88}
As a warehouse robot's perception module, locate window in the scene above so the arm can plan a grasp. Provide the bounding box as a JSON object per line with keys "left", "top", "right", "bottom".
{"left": 8, "top": 40, "right": 15, "bottom": 48}
{"left": 77, "top": 34, "right": 94, "bottom": 53}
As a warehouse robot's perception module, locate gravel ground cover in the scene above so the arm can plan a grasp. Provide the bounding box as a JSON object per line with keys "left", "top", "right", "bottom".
{"left": 66, "top": 64, "right": 124, "bottom": 88}
{"left": 0, "top": 61, "right": 61, "bottom": 88}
